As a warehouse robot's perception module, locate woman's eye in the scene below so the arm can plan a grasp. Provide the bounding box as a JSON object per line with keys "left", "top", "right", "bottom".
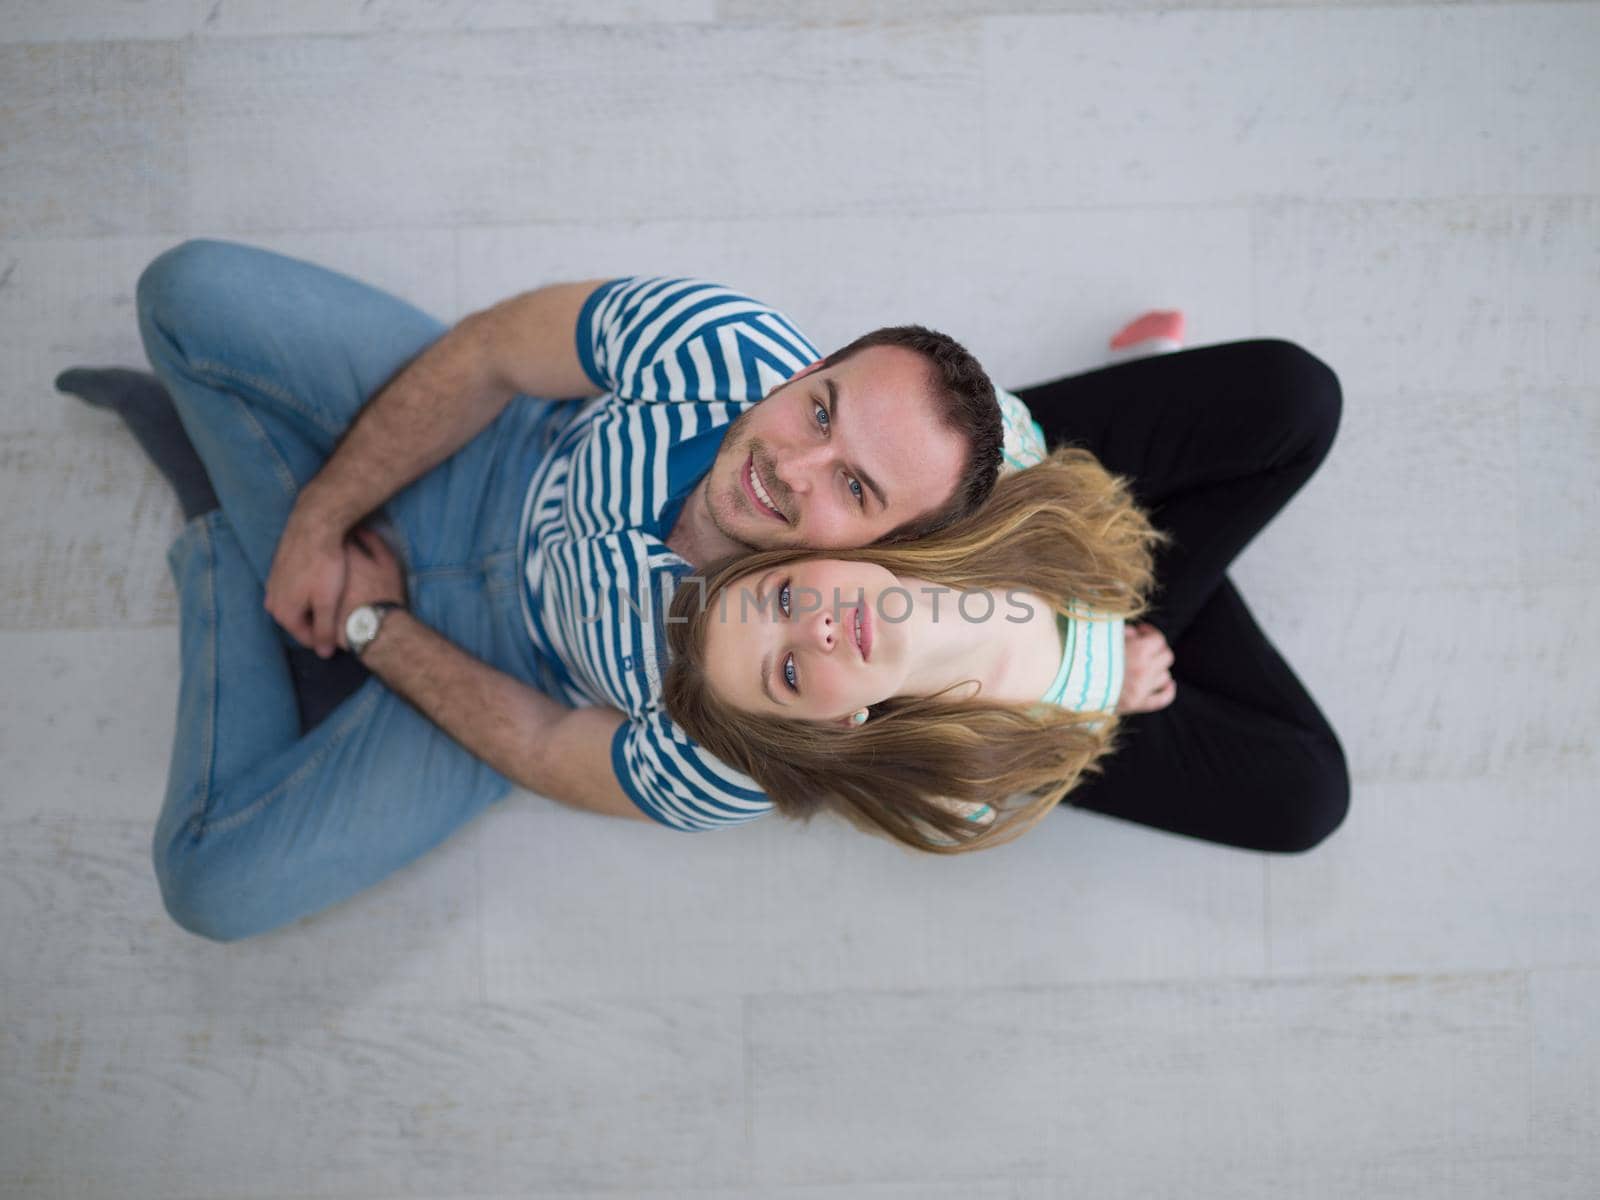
{"left": 783, "top": 653, "right": 798, "bottom": 692}
{"left": 778, "top": 581, "right": 791, "bottom": 617}
{"left": 848, "top": 477, "right": 864, "bottom": 506}
{"left": 814, "top": 402, "right": 830, "bottom": 433}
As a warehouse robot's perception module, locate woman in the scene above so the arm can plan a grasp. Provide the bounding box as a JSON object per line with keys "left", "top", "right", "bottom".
{"left": 665, "top": 339, "right": 1351, "bottom": 858}
{"left": 663, "top": 447, "right": 1174, "bottom": 853}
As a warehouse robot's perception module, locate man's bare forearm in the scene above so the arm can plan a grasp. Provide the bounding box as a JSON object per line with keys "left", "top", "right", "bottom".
{"left": 361, "top": 608, "right": 562, "bottom": 786}
{"left": 296, "top": 314, "right": 512, "bottom": 533}
{"left": 358, "top": 610, "right": 645, "bottom": 822}
{"left": 294, "top": 278, "right": 609, "bottom": 536}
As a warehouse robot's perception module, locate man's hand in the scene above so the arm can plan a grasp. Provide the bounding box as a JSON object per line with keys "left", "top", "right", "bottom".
{"left": 257, "top": 281, "right": 606, "bottom": 660}
{"left": 333, "top": 527, "right": 409, "bottom": 652}
{"left": 264, "top": 508, "right": 351, "bottom": 659}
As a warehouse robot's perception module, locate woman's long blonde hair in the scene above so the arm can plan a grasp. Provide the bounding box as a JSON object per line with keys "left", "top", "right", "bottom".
{"left": 662, "top": 446, "right": 1173, "bottom": 854}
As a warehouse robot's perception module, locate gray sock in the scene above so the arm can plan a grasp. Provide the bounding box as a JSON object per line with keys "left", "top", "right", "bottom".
{"left": 55, "top": 367, "right": 220, "bottom": 520}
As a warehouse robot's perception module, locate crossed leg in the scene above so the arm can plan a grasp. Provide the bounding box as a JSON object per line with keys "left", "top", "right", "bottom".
{"left": 1012, "top": 339, "right": 1350, "bottom": 851}
{"left": 137, "top": 239, "right": 566, "bottom": 940}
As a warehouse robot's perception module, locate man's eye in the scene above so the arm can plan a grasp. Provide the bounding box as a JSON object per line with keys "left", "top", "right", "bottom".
{"left": 848, "top": 477, "right": 864, "bottom": 507}
{"left": 813, "top": 402, "right": 830, "bottom": 433}
{"left": 779, "top": 581, "right": 791, "bottom": 616}
{"left": 783, "top": 653, "right": 798, "bottom": 692}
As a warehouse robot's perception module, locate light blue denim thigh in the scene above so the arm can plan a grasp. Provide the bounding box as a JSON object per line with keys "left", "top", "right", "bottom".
{"left": 138, "top": 238, "right": 570, "bottom": 941}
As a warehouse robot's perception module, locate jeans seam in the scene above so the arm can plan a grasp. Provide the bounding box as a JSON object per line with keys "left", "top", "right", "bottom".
{"left": 413, "top": 551, "right": 518, "bottom": 593}
{"left": 411, "top": 564, "right": 481, "bottom": 581}
{"left": 189, "top": 354, "right": 344, "bottom": 439}
{"left": 196, "top": 678, "right": 383, "bottom": 839}
{"left": 187, "top": 517, "right": 219, "bottom": 838}
{"left": 237, "top": 399, "right": 301, "bottom": 499}
{"left": 183, "top": 356, "right": 334, "bottom": 499}
{"left": 192, "top": 367, "right": 305, "bottom": 499}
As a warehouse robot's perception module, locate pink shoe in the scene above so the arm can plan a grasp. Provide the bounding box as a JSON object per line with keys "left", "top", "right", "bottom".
{"left": 1108, "top": 310, "right": 1186, "bottom": 359}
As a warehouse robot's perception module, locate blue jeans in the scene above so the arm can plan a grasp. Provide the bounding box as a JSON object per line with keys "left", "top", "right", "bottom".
{"left": 139, "top": 239, "right": 573, "bottom": 942}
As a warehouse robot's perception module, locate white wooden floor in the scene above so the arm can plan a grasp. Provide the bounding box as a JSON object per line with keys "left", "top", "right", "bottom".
{"left": 2, "top": 2, "right": 1598, "bottom": 1197}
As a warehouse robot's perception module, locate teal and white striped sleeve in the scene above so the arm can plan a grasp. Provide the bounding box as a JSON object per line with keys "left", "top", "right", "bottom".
{"left": 997, "top": 387, "right": 1048, "bottom": 475}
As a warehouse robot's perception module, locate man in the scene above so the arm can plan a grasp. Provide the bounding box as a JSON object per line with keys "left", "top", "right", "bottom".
{"left": 96, "top": 241, "right": 1028, "bottom": 940}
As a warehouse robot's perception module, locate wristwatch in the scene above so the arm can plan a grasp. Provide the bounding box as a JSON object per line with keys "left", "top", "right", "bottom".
{"left": 345, "top": 601, "right": 404, "bottom": 657}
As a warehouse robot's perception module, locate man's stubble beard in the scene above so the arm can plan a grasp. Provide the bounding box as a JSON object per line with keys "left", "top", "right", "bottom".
{"left": 704, "top": 401, "right": 800, "bottom": 553}
{"left": 703, "top": 407, "right": 761, "bottom": 552}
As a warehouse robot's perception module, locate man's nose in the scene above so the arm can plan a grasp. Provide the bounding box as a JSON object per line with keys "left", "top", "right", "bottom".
{"left": 772, "top": 443, "right": 830, "bottom": 494}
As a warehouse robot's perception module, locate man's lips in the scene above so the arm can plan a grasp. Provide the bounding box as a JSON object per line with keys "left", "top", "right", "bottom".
{"left": 742, "top": 455, "right": 786, "bottom": 522}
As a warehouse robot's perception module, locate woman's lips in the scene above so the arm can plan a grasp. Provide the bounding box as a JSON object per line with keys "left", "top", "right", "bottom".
{"left": 856, "top": 599, "right": 872, "bottom": 661}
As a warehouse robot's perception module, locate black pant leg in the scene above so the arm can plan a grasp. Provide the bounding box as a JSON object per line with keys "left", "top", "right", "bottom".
{"left": 1063, "top": 575, "right": 1350, "bottom": 854}
{"left": 1012, "top": 339, "right": 1342, "bottom": 644}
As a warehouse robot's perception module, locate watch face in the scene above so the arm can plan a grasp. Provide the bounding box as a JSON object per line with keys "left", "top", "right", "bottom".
{"left": 348, "top": 607, "right": 379, "bottom": 647}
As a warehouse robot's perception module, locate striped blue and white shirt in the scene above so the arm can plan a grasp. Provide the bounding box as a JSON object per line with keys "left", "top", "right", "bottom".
{"left": 517, "top": 277, "right": 812, "bottom": 831}
{"left": 516, "top": 276, "right": 1065, "bottom": 832}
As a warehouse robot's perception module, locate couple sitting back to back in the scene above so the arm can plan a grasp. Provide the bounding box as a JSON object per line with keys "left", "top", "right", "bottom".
{"left": 91, "top": 254, "right": 1189, "bottom": 940}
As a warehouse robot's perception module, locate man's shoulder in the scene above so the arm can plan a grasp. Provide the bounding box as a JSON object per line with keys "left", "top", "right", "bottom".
{"left": 583, "top": 277, "right": 818, "bottom": 402}
{"left": 590, "top": 277, "right": 815, "bottom": 345}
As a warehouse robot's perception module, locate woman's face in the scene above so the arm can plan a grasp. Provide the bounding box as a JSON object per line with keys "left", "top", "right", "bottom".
{"left": 700, "top": 558, "right": 911, "bottom": 722}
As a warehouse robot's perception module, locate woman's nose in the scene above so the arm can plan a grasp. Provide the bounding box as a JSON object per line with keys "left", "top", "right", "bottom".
{"left": 806, "top": 610, "right": 836, "bottom": 652}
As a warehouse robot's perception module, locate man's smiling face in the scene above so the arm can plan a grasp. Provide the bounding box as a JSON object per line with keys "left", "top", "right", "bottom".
{"left": 703, "top": 345, "right": 969, "bottom": 552}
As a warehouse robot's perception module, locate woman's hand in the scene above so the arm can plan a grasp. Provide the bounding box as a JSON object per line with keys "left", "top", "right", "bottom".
{"left": 1117, "top": 621, "right": 1177, "bottom": 714}
{"left": 333, "top": 526, "right": 409, "bottom": 652}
